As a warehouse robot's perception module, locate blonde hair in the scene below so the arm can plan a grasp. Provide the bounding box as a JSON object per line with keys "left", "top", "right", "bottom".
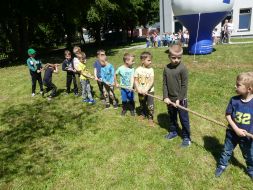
{"left": 76, "top": 52, "right": 86, "bottom": 61}
{"left": 169, "top": 44, "right": 183, "bottom": 56}
{"left": 123, "top": 53, "right": 134, "bottom": 62}
{"left": 237, "top": 72, "right": 253, "bottom": 89}
{"left": 73, "top": 46, "right": 81, "bottom": 54}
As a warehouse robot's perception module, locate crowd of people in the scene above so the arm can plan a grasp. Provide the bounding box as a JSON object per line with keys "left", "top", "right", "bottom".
{"left": 212, "top": 19, "right": 234, "bottom": 45}
{"left": 26, "top": 44, "right": 253, "bottom": 180}
{"left": 146, "top": 30, "right": 189, "bottom": 48}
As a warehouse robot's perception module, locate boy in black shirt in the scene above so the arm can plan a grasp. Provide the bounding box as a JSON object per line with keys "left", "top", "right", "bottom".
{"left": 163, "top": 44, "right": 191, "bottom": 147}
{"left": 43, "top": 63, "right": 59, "bottom": 100}
{"left": 62, "top": 50, "right": 78, "bottom": 95}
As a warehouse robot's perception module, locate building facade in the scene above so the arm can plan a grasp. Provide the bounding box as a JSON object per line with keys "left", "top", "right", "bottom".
{"left": 160, "top": 0, "right": 253, "bottom": 36}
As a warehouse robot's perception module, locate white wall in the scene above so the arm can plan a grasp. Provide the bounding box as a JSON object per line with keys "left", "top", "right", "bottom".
{"left": 232, "top": 0, "right": 253, "bottom": 36}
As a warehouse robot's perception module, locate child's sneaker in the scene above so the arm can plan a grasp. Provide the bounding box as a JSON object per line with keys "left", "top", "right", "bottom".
{"left": 82, "top": 99, "right": 89, "bottom": 103}
{"left": 181, "top": 138, "right": 191, "bottom": 147}
{"left": 74, "top": 93, "right": 79, "bottom": 97}
{"left": 121, "top": 110, "right": 127, "bottom": 116}
{"left": 130, "top": 110, "right": 135, "bottom": 116}
{"left": 113, "top": 103, "right": 118, "bottom": 109}
{"left": 215, "top": 165, "right": 226, "bottom": 177}
{"left": 32, "top": 93, "right": 36, "bottom": 97}
{"left": 105, "top": 104, "right": 110, "bottom": 109}
{"left": 165, "top": 132, "right": 178, "bottom": 140}
{"left": 88, "top": 99, "right": 96, "bottom": 104}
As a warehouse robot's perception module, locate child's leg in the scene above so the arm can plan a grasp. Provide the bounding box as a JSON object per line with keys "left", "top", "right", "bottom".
{"left": 80, "top": 79, "right": 87, "bottom": 100}
{"left": 146, "top": 93, "right": 154, "bottom": 120}
{"left": 178, "top": 99, "right": 191, "bottom": 139}
{"left": 72, "top": 74, "right": 78, "bottom": 94}
{"left": 218, "top": 129, "right": 238, "bottom": 168}
{"left": 127, "top": 91, "right": 135, "bottom": 112}
{"left": 121, "top": 89, "right": 128, "bottom": 112}
{"left": 30, "top": 72, "right": 37, "bottom": 94}
{"left": 50, "top": 82, "right": 57, "bottom": 97}
{"left": 167, "top": 105, "right": 179, "bottom": 133}
{"left": 103, "top": 85, "right": 110, "bottom": 104}
{"left": 85, "top": 80, "right": 93, "bottom": 100}
{"left": 138, "top": 94, "right": 146, "bottom": 117}
{"left": 239, "top": 137, "right": 253, "bottom": 177}
{"left": 108, "top": 87, "right": 117, "bottom": 105}
{"left": 37, "top": 73, "right": 43, "bottom": 92}
{"left": 97, "top": 81, "right": 104, "bottom": 99}
{"left": 66, "top": 74, "right": 72, "bottom": 93}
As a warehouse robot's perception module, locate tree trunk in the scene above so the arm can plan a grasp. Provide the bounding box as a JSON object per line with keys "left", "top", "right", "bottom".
{"left": 93, "top": 25, "right": 101, "bottom": 45}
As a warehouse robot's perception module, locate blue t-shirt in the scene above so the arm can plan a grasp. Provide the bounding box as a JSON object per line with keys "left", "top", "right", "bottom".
{"left": 115, "top": 65, "right": 134, "bottom": 88}
{"left": 101, "top": 63, "right": 114, "bottom": 84}
{"left": 226, "top": 96, "right": 253, "bottom": 134}
{"left": 93, "top": 60, "right": 102, "bottom": 78}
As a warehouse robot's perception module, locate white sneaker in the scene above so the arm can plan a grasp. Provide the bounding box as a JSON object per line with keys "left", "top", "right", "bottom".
{"left": 32, "top": 93, "right": 35, "bottom": 97}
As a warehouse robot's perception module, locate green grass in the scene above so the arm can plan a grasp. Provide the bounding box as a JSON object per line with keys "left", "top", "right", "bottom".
{"left": 0, "top": 44, "right": 253, "bottom": 189}
{"left": 231, "top": 37, "right": 253, "bottom": 43}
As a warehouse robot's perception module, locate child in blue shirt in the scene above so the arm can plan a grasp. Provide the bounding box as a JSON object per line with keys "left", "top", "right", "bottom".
{"left": 115, "top": 53, "right": 135, "bottom": 116}
{"left": 94, "top": 50, "right": 105, "bottom": 100}
{"left": 26, "top": 48, "right": 43, "bottom": 97}
{"left": 215, "top": 72, "right": 253, "bottom": 180}
{"left": 100, "top": 60, "right": 118, "bottom": 109}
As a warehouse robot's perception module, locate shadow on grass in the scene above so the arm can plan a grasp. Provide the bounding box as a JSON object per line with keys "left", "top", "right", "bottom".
{"left": 157, "top": 113, "right": 182, "bottom": 136}
{"left": 203, "top": 136, "right": 246, "bottom": 171}
{"left": 0, "top": 99, "right": 96, "bottom": 182}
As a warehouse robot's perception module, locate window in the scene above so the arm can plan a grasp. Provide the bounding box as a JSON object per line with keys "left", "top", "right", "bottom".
{"left": 239, "top": 8, "right": 251, "bottom": 31}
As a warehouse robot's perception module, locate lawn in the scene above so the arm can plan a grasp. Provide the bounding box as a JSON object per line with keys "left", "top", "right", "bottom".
{"left": 0, "top": 43, "right": 253, "bottom": 189}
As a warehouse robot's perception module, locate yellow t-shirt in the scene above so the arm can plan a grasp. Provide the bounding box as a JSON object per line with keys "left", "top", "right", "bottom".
{"left": 134, "top": 66, "right": 154, "bottom": 92}
{"left": 77, "top": 62, "right": 90, "bottom": 80}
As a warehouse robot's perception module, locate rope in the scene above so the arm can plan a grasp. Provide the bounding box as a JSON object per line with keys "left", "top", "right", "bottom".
{"left": 85, "top": 75, "right": 253, "bottom": 140}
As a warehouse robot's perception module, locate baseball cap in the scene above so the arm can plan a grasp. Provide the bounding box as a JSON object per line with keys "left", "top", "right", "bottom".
{"left": 28, "top": 48, "right": 36, "bottom": 55}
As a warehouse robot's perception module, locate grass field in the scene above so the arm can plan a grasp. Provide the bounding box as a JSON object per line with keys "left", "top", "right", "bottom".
{"left": 0, "top": 43, "right": 253, "bottom": 189}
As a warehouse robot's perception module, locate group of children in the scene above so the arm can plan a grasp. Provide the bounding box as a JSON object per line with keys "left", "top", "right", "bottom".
{"left": 26, "top": 44, "right": 253, "bottom": 180}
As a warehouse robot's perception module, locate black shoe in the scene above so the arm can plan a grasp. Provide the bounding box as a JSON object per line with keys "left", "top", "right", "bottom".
{"left": 121, "top": 110, "right": 127, "bottom": 116}
{"left": 105, "top": 104, "right": 110, "bottom": 109}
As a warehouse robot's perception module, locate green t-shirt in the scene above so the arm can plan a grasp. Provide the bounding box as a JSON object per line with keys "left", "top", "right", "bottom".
{"left": 26, "top": 57, "right": 42, "bottom": 72}
{"left": 115, "top": 65, "right": 135, "bottom": 88}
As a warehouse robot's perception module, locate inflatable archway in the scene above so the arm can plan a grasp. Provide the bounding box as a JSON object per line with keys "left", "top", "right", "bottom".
{"left": 171, "top": 0, "right": 234, "bottom": 54}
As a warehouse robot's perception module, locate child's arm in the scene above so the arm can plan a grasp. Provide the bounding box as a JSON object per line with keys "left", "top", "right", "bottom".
{"left": 94, "top": 68, "right": 98, "bottom": 80}
{"left": 226, "top": 114, "right": 247, "bottom": 137}
{"left": 62, "top": 60, "right": 70, "bottom": 72}
{"left": 81, "top": 69, "right": 94, "bottom": 79}
{"left": 175, "top": 67, "right": 188, "bottom": 106}
{"left": 134, "top": 77, "right": 143, "bottom": 94}
{"left": 110, "top": 65, "right": 115, "bottom": 85}
{"left": 114, "top": 68, "right": 120, "bottom": 87}
{"left": 143, "top": 76, "right": 154, "bottom": 94}
{"left": 143, "top": 68, "right": 154, "bottom": 94}
{"left": 53, "top": 64, "right": 59, "bottom": 73}
{"left": 163, "top": 68, "right": 172, "bottom": 105}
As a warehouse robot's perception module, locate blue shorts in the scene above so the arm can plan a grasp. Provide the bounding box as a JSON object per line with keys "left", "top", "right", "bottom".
{"left": 121, "top": 89, "right": 134, "bottom": 102}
